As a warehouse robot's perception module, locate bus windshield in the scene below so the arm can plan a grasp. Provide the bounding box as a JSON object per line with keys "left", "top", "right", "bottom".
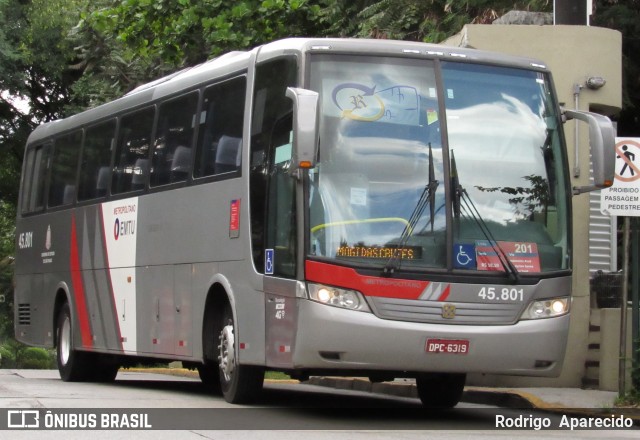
{"left": 307, "top": 55, "right": 569, "bottom": 274}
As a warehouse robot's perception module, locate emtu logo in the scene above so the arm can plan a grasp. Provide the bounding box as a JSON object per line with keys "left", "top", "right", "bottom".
{"left": 113, "top": 218, "right": 135, "bottom": 241}
{"left": 114, "top": 218, "right": 120, "bottom": 241}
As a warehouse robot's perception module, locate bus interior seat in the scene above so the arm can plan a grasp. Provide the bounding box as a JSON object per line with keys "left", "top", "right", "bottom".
{"left": 96, "top": 166, "right": 110, "bottom": 197}
{"left": 170, "top": 146, "right": 191, "bottom": 182}
{"left": 214, "top": 135, "right": 241, "bottom": 174}
{"left": 131, "top": 158, "right": 149, "bottom": 190}
{"left": 62, "top": 184, "right": 76, "bottom": 205}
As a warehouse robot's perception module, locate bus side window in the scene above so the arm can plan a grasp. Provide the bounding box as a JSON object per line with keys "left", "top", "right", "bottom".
{"left": 194, "top": 76, "right": 246, "bottom": 178}
{"left": 78, "top": 120, "right": 115, "bottom": 201}
{"left": 48, "top": 131, "right": 82, "bottom": 208}
{"left": 112, "top": 107, "right": 154, "bottom": 194}
{"left": 151, "top": 93, "right": 198, "bottom": 186}
{"left": 20, "top": 144, "right": 50, "bottom": 214}
{"left": 20, "top": 148, "right": 36, "bottom": 213}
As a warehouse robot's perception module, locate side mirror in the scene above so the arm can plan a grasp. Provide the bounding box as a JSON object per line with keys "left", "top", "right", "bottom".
{"left": 564, "top": 109, "right": 616, "bottom": 195}
{"left": 286, "top": 87, "right": 319, "bottom": 171}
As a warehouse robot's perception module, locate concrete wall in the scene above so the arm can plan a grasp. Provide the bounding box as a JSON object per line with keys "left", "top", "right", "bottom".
{"left": 443, "top": 25, "right": 622, "bottom": 387}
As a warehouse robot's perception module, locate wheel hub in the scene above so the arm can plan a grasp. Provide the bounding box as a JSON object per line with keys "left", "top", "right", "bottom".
{"left": 218, "top": 324, "right": 235, "bottom": 382}
{"left": 59, "top": 317, "right": 71, "bottom": 366}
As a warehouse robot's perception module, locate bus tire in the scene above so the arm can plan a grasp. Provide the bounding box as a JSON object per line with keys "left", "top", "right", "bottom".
{"left": 218, "top": 304, "right": 264, "bottom": 404}
{"left": 85, "top": 356, "right": 119, "bottom": 382}
{"left": 197, "top": 364, "right": 222, "bottom": 395}
{"left": 56, "top": 302, "right": 88, "bottom": 382}
{"left": 416, "top": 373, "right": 466, "bottom": 409}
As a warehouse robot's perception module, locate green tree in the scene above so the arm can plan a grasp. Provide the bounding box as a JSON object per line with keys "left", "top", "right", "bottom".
{"left": 354, "top": 0, "right": 552, "bottom": 41}
{"left": 0, "top": 0, "right": 87, "bottom": 208}
{"left": 74, "top": 0, "right": 553, "bottom": 73}
{"left": 70, "top": 1, "right": 554, "bottom": 102}
{"left": 71, "top": 0, "right": 326, "bottom": 102}
{"left": 0, "top": 0, "right": 87, "bottom": 344}
{"left": 0, "top": 339, "right": 55, "bottom": 368}
{"left": 592, "top": 0, "right": 640, "bottom": 135}
{"left": 0, "top": 0, "right": 28, "bottom": 344}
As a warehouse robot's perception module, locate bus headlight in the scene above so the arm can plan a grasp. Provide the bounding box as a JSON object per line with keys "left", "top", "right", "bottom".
{"left": 521, "top": 297, "right": 570, "bottom": 320}
{"left": 307, "top": 283, "right": 371, "bottom": 312}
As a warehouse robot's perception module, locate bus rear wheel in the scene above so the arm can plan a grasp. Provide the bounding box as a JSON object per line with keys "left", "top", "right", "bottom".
{"left": 217, "top": 305, "right": 264, "bottom": 404}
{"left": 56, "top": 302, "right": 88, "bottom": 382}
{"left": 416, "top": 373, "right": 466, "bottom": 408}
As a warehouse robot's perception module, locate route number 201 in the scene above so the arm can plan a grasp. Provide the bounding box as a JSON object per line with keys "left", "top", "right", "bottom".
{"left": 478, "top": 287, "right": 524, "bottom": 302}
{"left": 514, "top": 243, "right": 534, "bottom": 254}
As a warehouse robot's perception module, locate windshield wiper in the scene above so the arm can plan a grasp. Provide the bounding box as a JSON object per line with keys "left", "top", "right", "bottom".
{"left": 451, "top": 150, "right": 520, "bottom": 284}
{"left": 383, "top": 144, "right": 439, "bottom": 275}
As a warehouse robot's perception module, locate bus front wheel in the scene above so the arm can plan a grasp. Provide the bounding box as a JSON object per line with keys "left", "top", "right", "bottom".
{"left": 416, "top": 373, "right": 466, "bottom": 408}
{"left": 217, "top": 305, "right": 264, "bottom": 404}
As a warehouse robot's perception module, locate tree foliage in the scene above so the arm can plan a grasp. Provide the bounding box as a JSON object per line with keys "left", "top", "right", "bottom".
{"left": 0, "top": 340, "right": 56, "bottom": 369}
{"left": 354, "top": 0, "right": 551, "bottom": 41}
{"left": 592, "top": 0, "right": 640, "bottom": 135}
{"left": 0, "top": 0, "right": 86, "bottom": 343}
{"left": 70, "top": 0, "right": 325, "bottom": 103}
{"left": 65, "top": 0, "right": 556, "bottom": 104}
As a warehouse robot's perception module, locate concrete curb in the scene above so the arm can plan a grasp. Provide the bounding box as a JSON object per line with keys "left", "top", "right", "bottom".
{"left": 305, "top": 377, "right": 640, "bottom": 421}
{"left": 124, "top": 368, "right": 639, "bottom": 421}
{"left": 306, "top": 377, "right": 535, "bottom": 407}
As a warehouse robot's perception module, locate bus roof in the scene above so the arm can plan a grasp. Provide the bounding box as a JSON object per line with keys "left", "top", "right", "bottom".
{"left": 26, "top": 38, "right": 549, "bottom": 146}
{"left": 255, "top": 37, "right": 548, "bottom": 70}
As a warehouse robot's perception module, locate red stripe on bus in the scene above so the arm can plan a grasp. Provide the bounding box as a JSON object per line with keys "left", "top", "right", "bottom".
{"left": 69, "top": 214, "right": 93, "bottom": 348}
{"left": 305, "top": 260, "right": 427, "bottom": 299}
{"left": 437, "top": 285, "right": 451, "bottom": 302}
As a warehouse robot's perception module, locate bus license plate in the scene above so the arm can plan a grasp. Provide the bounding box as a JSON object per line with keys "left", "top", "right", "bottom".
{"left": 426, "top": 339, "right": 469, "bottom": 354}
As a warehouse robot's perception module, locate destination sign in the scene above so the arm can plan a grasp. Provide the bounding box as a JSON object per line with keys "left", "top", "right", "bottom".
{"left": 476, "top": 241, "right": 540, "bottom": 273}
{"left": 336, "top": 245, "right": 421, "bottom": 260}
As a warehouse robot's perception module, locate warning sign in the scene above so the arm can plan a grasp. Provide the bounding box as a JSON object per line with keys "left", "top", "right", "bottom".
{"left": 600, "top": 138, "right": 640, "bottom": 217}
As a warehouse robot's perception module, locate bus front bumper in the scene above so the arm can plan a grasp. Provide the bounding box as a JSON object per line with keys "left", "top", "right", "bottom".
{"left": 291, "top": 299, "right": 569, "bottom": 377}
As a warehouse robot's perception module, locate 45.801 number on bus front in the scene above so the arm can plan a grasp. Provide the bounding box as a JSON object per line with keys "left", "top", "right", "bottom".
{"left": 478, "top": 287, "right": 524, "bottom": 302}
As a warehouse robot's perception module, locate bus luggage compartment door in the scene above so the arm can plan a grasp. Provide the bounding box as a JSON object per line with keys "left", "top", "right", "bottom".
{"left": 264, "top": 277, "right": 298, "bottom": 369}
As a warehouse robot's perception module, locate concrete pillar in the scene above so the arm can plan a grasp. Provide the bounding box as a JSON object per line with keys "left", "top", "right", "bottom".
{"left": 599, "top": 308, "right": 633, "bottom": 392}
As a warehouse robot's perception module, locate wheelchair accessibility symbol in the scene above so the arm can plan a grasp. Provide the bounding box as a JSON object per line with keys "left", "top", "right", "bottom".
{"left": 265, "top": 249, "right": 274, "bottom": 275}
{"left": 454, "top": 244, "right": 476, "bottom": 269}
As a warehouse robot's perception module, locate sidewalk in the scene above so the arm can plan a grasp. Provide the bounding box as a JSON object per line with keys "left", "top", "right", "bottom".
{"left": 136, "top": 368, "right": 639, "bottom": 418}
{"left": 306, "top": 376, "right": 638, "bottom": 418}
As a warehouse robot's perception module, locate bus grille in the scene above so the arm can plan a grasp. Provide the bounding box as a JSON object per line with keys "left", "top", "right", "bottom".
{"left": 18, "top": 304, "right": 31, "bottom": 325}
{"left": 367, "top": 297, "right": 524, "bottom": 325}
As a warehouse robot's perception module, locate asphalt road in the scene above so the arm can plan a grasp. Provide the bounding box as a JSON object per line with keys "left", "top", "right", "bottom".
{"left": 0, "top": 369, "right": 637, "bottom": 439}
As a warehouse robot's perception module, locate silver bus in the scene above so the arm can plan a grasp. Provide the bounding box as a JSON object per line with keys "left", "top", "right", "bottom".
{"left": 14, "top": 38, "right": 614, "bottom": 408}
